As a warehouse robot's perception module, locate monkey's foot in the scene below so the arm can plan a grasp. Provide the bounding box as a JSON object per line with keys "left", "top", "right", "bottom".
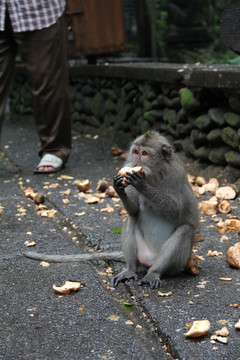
{"left": 138, "top": 273, "right": 162, "bottom": 289}
{"left": 110, "top": 270, "right": 138, "bottom": 287}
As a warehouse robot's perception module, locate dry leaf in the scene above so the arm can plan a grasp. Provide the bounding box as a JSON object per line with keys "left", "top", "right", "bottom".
{"left": 216, "top": 186, "right": 236, "bottom": 200}
{"left": 184, "top": 320, "right": 210, "bottom": 338}
{"left": 63, "top": 198, "right": 70, "bottom": 204}
{"left": 26, "top": 232, "right": 32, "bottom": 236}
{"left": 226, "top": 242, "right": 240, "bottom": 269}
{"left": 76, "top": 179, "right": 90, "bottom": 192}
{"left": 53, "top": 281, "right": 82, "bottom": 294}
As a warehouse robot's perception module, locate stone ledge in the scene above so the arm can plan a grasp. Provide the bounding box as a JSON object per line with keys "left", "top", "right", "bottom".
{"left": 69, "top": 63, "right": 240, "bottom": 90}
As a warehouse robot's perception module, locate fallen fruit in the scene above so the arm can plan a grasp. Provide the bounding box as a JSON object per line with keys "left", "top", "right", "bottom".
{"left": 118, "top": 166, "right": 143, "bottom": 187}
{"left": 184, "top": 320, "right": 210, "bottom": 338}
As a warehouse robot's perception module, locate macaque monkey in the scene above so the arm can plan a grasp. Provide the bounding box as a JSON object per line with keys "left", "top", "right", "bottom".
{"left": 23, "top": 130, "right": 198, "bottom": 288}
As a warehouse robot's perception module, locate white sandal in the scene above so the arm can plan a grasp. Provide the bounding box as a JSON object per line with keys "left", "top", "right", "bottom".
{"left": 34, "top": 154, "right": 64, "bottom": 174}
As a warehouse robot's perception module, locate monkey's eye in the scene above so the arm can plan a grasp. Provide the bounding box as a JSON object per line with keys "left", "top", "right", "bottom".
{"left": 142, "top": 151, "right": 148, "bottom": 156}
{"left": 134, "top": 149, "right": 139, "bottom": 155}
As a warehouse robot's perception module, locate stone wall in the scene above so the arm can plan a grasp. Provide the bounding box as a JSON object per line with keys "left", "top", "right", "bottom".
{"left": 10, "top": 63, "right": 240, "bottom": 167}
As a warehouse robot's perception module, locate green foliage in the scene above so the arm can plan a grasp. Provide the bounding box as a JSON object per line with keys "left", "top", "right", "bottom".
{"left": 112, "top": 227, "right": 122, "bottom": 234}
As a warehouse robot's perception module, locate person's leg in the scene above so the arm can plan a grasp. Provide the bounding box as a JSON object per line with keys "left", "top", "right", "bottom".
{"left": 0, "top": 11, "right": 17, "bottom": 134}
{"left": 15, "top": 16, "right": 71, "bottom": 171}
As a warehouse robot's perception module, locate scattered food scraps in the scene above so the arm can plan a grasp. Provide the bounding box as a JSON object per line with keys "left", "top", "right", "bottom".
{"left": 40, "top": 261, "right": 50, "bottom": 267}
{"left": 76, "top": 179, "right": 90, "bottom": 192}
{"left": 214, "top": 327, "right": 229, "bottom": 337}
{"left": 97, "top": 179, "right": 110, "bottom": 192}
{"left": 216, "top": 219, "right": 240, "bottom": 234}
{"left": 211, "top": 335, "right": 228, "bottom": 344}
{"left": 53, "top": 281, "right": 82, "bottom": 294}
{"left": 226, "top": 242, "right": 240, "bottom": 269}
{"left": 216, "top": 186, "right": 236, "bottom": 200}
{"left": 107, "top": 315, "right": 120, "bottom": 322}
{"left": 218, "top": 200, "right": 231, "bottom": 214}
{"left": 184, "top": 320, "right": 210, "bottom": 338}
{"left": 158, "top": 291, "right": 172, "bottom": 297}
{"left": 219, "top": 277, "right": 232, "bottom": 282}
{"left": 207, "top": 250, "right": 223, "bottom": 257}
{"left": 85, "top": 195, "right": 100, "bottom": 204}
{"left": 100, "top": 206, "right": 114, "bottom": 213}
{"left": 111, "top": 147, "right": 123, "bottom": 156}
{"left": 235, "top": 320, "right": 240, "bottom": 329}
{"left": 24, "top": 241, "right": 36, "bottom": 247}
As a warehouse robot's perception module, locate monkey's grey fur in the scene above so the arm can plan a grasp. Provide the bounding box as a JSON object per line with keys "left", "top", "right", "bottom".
{"left": 23, "top": 130, "right": 199, "bottom": 288}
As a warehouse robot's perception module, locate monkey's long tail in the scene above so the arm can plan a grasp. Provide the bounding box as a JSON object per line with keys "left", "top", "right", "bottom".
{"left": 22, "top": 250, "right": 125, "bottom": 263}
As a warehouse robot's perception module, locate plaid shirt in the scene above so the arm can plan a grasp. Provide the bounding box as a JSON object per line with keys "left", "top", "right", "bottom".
{"left": 0, "top": 0, "right": 66, "bottom": 32}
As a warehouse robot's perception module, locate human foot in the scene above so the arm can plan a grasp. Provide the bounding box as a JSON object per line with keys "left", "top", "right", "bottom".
{"left": 34, "top": 154, "right": 64, "bottom": 174}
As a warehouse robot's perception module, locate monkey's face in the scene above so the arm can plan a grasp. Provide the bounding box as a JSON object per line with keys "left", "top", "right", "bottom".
{"left": 131, "top": 145, "right": 153, "bottom": 170}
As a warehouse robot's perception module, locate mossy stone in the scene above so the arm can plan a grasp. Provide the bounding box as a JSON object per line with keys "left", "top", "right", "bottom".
{"left": 224, "top": 112, "right": 240, "bottom": 127}
{"left": 208, "top": 108, "right": 225, "bottom": 126}
{"left": 194, "top": 114, "right": 211, "bottom": 130}
{"left": 207, "top": 129, "right": 222, "bottom": 143}
{"left": 221, "top": 127, "right": 239, "bottom": 149}
{"left": 225, "top": 151, "right": 240, "bottom": 167}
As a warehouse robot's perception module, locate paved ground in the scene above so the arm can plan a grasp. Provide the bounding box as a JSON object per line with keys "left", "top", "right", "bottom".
{"left": 0, "top": 117, "right": 240, "bottom": 360}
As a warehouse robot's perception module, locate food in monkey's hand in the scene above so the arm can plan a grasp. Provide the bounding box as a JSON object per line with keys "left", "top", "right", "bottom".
{"left": 118, "top": 166, "right": 143, "bottom": 187}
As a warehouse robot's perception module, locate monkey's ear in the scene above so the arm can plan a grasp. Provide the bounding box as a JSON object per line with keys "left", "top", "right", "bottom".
{"left": 161, "top": 145, "right": 172, "bottom": 161}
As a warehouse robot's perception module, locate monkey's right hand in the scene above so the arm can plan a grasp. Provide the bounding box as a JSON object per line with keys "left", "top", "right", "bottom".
{"left": 113, "top": 174, "right": 126, "bottom": 195}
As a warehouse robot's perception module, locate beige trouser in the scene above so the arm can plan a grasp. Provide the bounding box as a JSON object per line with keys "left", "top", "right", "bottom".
{"left": 0, "top": 11, "right": 71, "bottom": 163}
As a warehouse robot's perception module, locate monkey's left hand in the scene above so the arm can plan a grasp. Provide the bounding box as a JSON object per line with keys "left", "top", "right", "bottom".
{"left": 125, "top": 171, "right": 146, "bottom": 190}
